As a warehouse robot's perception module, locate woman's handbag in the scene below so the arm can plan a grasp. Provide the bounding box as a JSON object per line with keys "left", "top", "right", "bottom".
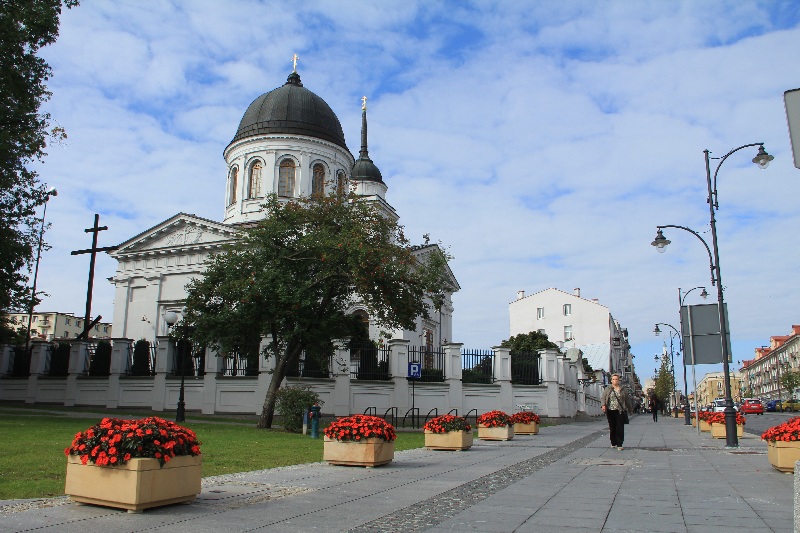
{"left": 622, "top": 411, "right": 629, "bottom": 424}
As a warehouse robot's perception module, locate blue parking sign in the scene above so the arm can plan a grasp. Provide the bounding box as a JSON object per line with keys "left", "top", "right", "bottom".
{"left": 408, "top": 362, "right": 421, "bottom": 379}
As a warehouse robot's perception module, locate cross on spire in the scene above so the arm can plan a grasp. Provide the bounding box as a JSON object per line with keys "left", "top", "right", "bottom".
{"left": 292, "top": 53, "right": 299, "bottom": 73}
{"left": 361, "top": 95, "right": 368, "bottom": 110}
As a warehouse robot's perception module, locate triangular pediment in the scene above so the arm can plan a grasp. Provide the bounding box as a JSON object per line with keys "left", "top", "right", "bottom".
{"left": 110, "top": 213, "right": 239, "bottom": 257}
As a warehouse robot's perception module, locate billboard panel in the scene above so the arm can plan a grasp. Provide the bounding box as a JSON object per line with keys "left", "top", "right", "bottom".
{"left": 680, "top": 303, "right": 732, "bottom": 365}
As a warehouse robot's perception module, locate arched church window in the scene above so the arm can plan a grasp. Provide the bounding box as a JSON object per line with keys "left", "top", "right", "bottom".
{"left": 228, "top": 166, "right": 238, "bottom": 206}
{"left": 278, "top": 159, "right": 295, "bottom": 197}
{"left": 312, "top": 163, "right": 325, "bottom": 196}
{"left": 248, "top": 160, "right": 262, "bottom": 199}
{"left": 336, "top": 171, "right": 347, "bottom": 195}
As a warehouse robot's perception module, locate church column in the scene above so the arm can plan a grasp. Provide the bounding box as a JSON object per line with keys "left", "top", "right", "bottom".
{"left": 389, "top": 339, "right": 411, "bottom": 417}
{"left": 492, "top": 346, "right": 513, "bottom": 414}
{"left": 106, "top": 338, "right": 130, "bottom": 408}
{"left": 332, "top": 339, "right": 351, "bottom": 416}
{"left": 444, "top": 342, "right": 464, "bottom": 414}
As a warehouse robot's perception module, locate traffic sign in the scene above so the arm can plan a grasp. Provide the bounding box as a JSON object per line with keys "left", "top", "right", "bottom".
{"left": 408, "top": 362, "right": 421, "bottom": 379}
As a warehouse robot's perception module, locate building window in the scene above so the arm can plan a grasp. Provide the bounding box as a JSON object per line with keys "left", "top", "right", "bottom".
{"left": 64, "top": 331, "right": 69, "bottom": 338}
{"left": 228, "top": 166, "right": 238, "bottom": 206}
{"left": 336, "top": 171, "right": 347, "bottom": 195}
{"left": 248, "top": 160, "right": 262, "bottom": 199}
{"left": 312, "top": 163, "right": 325, "bottom": 196}
{"left": 103, "top": 326, "right": 108, "bottom": 333}
{"left": 564, "top": 325, "right": 573, "bottom": 341}
{"left": 278, "top": 159, "right": 295, "bottom": 197}
{"left": 65, "top": 318, "right": 71, "bottom": 326}
{"left": 32, "top": 316, "right": 37, "bottom": 323}
{"left": 717, "top": 381, "right": 723, "bottom": 391}
{"left": 537, "top": 307, "right": 545, "bottom": 319}
{"left": 563, "top": 304, "right": 571, "bottom": 316}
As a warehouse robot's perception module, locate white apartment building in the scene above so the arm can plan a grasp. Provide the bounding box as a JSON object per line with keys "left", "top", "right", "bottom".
{"left": 509, "top": 287, "right": 633, "bottom": 382}
{"left": 7, "top": 312, "right": 112, "bottom": 341}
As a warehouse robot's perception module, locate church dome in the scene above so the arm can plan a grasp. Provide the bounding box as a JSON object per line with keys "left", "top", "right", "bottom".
{"left": 230, "top": 71, "right": 348, "bottom": 151}
{"left": 351, "top": 101, "right": 383, "bottom": 183}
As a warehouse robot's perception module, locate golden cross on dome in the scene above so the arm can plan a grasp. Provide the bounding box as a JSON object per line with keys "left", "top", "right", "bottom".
{"left": 292, "top": 53, "right": 299, "bottom": 72}
{"left": 361, "top": 95, "right": 367, "bottom": 110}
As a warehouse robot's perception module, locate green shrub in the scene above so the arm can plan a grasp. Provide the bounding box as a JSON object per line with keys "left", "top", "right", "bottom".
{"left": 131, "top": 339, "right": 151, "bottom": 376}
{"left": 275, "top": 386, "right": 323, "bottom": 433}
{"left": 88, "top": 340, "right": 111, "bottom": 376}
{"left": 49, "top": 342, "right": 71, "bottom": 376}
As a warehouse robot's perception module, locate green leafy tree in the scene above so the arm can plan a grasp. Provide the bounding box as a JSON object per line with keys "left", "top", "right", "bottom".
{"left": 780, "top": 370, "right": 800, "bottom": 401}
{"left": 184, "top": 192, "right": 453, "bottom": 428}
{"left": 0, "top": 0, "right": 77, "bottom": 343}
{"left": 654, "top": 353, "right": 674, "bottom": 405}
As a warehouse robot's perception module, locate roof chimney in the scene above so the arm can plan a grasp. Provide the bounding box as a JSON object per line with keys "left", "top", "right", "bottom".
{"left": 517, "top": 290, "right": 525, "bottom": 300}
{"left": 574, "top": 288, "right": 580, "bottom": 297}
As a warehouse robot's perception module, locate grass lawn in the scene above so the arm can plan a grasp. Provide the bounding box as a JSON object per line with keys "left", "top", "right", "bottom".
{"left": 0, "top": 407, "right": 425, "bottom": 500}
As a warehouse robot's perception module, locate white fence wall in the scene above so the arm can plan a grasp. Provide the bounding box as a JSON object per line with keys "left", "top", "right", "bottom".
{"left": 0, "top": 341, "right": 604, "bottom": 419}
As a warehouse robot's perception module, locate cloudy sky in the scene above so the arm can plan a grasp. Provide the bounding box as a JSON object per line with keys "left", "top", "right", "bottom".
{"left": 30, "top": 0, "right": 800, "bottom": 384}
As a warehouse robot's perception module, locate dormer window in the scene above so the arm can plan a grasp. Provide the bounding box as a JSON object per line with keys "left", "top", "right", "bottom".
{"left": 278, "top": 159, "right": 296, "bottom": 197}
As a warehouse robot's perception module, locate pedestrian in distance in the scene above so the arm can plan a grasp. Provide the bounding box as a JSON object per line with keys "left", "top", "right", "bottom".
{"left": 601, "top": 373, "right": 631, "bottom": 450}
{"left": 650, "top": 392, "right": 659, "bottom": 422}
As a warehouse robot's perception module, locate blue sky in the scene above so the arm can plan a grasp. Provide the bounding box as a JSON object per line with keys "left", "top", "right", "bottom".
{"left": 30, "top": 0, "right": 800, "bottom": 385}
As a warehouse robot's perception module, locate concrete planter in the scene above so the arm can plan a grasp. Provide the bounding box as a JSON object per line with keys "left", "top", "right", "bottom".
{"left": 710, "top": 423, "right": 744, "bottom": 439}
{"left": 323, "top": 437, "right": 394, "bottom": 467}
{"left": 766, "top": 440, "right": 800, "bottom": 473}
{"left": 513, "top": 422, "right": 539, "bottom": 435}
{"left": 65, "top": 455, "right": 202, "bottom": 512}
{"left": 477, "top": 424, "right": 514, "bottom": 441}
{"left": 424, "top": 430, "right": 473, "bottom": 450}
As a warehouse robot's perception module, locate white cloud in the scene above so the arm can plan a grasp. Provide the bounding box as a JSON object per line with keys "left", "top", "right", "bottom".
{"left": 25, "top": 0, "right": 800, "bottom": 384}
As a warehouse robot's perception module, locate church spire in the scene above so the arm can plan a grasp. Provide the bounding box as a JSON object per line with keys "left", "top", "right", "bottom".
{"left": 351, "top": 95, "right": 383, "bottom": 183}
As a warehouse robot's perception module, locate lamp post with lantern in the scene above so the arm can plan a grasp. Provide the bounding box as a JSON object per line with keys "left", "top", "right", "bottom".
{"left": 164, "top": 309, "right": 189, "bottom": 422}
{"left": 651, "top": 143, "right": 774, "bottom": 447}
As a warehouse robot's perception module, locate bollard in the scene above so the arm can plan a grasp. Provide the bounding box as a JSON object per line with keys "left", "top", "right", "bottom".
{"left": 310, "top": 404, "right": 321, "bottom": 439}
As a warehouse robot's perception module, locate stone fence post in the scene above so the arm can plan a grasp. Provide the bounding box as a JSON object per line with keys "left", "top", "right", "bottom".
{"left": 444, "top": 342, "right": 463, "bottom": 414}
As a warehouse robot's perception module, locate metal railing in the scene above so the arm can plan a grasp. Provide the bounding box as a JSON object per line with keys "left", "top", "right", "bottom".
{"left": 408, "top": 346, "right": 446, "bottom": 382}
{"left": 510, "top": 351, "right": 542, "bottom": 385}
{"left": 220, "top": 350, "right": 259, "bottom": 377}
{"left": 351, "top": 341, "right": 391, "bottom": 380}
{"left": 461, "top": 349, "right": 494, "bottom": 383}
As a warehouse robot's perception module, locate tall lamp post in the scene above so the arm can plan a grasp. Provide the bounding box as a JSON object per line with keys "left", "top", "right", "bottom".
{"left": 678, "top": 286, "right": 708, "bottom": 425}
{"left": 654, "top": 322, "right": 680, "bottom": 419}
{"left": 652, "top": 142, "right": 773, "bottom": 447}
{"left": 164, "top": 309, "right": 188, "bottom": 422}
{"left": 25, "top": 187, "right": 58, "bottom": 357}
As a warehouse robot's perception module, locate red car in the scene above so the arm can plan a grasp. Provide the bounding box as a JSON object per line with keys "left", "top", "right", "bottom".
{"left": 740, "top": 398, "right": 764, "bottom": 415}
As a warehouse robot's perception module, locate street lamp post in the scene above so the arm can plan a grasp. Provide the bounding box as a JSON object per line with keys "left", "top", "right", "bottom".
{"left": 25, "top": 187, "right": 57, "bottom": 358}
{"left": 651, "top": 143, "right": 773, "bottom": 448}
{"left": 164, "top": 310, "right": 188, "bottom": 422}
{"left": 678, "top": 286, "right": 708, "bottom": 426}
{"left": 654, "top": 322, "right": 680, "bottom": 419}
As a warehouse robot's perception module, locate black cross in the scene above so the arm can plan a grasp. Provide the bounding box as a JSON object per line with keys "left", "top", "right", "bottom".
{"left": 71, "top": 214, "right": 117, "bottom": 340}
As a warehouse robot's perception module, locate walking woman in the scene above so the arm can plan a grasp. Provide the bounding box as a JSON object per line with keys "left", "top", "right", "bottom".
{"left": 601, "top": 373, "right": 631, "bottom": 450}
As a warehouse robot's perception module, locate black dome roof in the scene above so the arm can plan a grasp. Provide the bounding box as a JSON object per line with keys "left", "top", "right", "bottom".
{"left": 230, "top": 72, "right": 348, "bottom": 151}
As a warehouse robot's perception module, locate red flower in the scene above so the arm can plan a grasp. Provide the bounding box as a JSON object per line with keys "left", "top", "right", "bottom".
{"left": 510, "top": 412, "right": 540, "bottom": 425}
{"left": 477, "top": 410, "right": 511, "bottom": 428}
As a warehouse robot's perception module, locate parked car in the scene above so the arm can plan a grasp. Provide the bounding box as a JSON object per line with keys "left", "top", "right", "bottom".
{"left": 712, "top": 399, "right": 738, "bottom": 412}
{"left": 765, "top": 399, "right": 780, "bottom": 412}
{"left": 780, "top": 399, "right": 800, "bottom": 412}
{"left": 740, "top": 398, "right": 764, "bottom": 415}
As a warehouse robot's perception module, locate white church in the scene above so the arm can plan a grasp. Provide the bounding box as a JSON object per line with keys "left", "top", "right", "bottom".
{"left": 107, "top": 67, "right": 457, "bottom": 349}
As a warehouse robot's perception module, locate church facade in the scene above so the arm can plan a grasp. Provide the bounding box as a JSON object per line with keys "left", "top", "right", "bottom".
{"left": 108, "top": 68, "right": 456, "bottom": 349}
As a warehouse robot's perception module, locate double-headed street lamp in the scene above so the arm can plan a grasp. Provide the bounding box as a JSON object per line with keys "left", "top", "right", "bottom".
{"left": 651, "top": 143, "right": 773, "bottom": 448}
{"left": 654, "top": 322, "right": 680, "bottom": 420}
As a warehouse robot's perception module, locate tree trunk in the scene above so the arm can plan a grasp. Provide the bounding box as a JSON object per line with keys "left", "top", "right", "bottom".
{"left": 256, "top": 344, "right": 301, "bottom": 429}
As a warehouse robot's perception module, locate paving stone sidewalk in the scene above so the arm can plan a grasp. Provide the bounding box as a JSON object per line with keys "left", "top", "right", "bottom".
{"left": 0, "top": 415, "right": 792, "bottom": 533}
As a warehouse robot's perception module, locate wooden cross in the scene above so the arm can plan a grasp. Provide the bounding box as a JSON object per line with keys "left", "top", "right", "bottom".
{"left": 71, "top": 214, "right": 117, "bottom": 339}
{"left": 292, "top": 53, "right": 299, "bottom": 72}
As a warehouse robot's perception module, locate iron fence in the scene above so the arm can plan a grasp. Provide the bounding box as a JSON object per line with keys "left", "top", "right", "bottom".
{"left": 510, "top": 351, "right": 542, "bottom": 385}
{"left": 461, "top": 349, "right": 494, "bottom": 384}
{"left": 170, "top": 340, "right": 205, "bottom": 377}
{"left": 286, "top": 348, "right": 333, "bottom": 378}
{"left": 408, "top": 346, "right": 446, "bottom": 382}
{"left": 220, "top": 350, "right": 259, "bottom": 377}
{"left": 351, "top": 340, "right": 391, "bottom": 380}
{"left": 10, "top": 346, "right": 30, "bottom": 377}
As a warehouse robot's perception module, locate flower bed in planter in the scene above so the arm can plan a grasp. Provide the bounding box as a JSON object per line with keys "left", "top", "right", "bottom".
{"left": 511, "top": 412, "right": 540, "bottom": 435}
{"left": 323, "top": 415, "right": 396, "bottom": 467}
{"left": 762, "top": 416, "right": 800, "bottom": 472}
{"left": 707, "top": 412, "right": 745, "bottom": 439}
{"left": 64, "top": 417, "right": 202, "bottom": 511}
{"left": 423, "top": 415, "right": 473, "bottom": 450}
{"left": 476, "top": 410, "right": 513, "bottom": 441}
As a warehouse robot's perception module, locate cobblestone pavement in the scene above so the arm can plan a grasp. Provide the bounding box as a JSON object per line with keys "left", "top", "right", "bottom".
{"left": 0, "top": 415, "right": 793, "bottom": 533}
